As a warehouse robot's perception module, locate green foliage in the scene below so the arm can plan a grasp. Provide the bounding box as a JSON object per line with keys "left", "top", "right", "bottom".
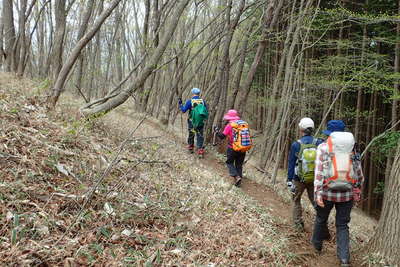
{"left": 373, "top": 181, "right": 385, "bottom": 195}
{"left": 11, "top": 214, "right": 19, "bottom": 245}
{"left": 33, "top": 79, "right": 51, "bottom": 95}
{"left": 371, "top": 131, "right": 400, "bottom": 164}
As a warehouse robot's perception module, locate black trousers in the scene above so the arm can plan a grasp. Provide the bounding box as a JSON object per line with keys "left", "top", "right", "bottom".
{"left": 311, "top": 200, "right": 353, "bottom": 261}
{"left": 226, "top": 147, "right": 246, "bottom": 177}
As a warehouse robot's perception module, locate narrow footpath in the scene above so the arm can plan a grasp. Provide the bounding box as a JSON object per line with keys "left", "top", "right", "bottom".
{"left": 122, "top": 112, "right": 348, "bottom": 267}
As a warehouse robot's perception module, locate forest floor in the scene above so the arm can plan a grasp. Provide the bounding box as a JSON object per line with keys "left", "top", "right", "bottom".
{"left": 0, "top": 72, "right": 377, "bottom": 266}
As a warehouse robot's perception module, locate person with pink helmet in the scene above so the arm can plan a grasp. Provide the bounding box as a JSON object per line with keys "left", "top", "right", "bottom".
{"left": 215, "top": 109, "right": 247, "bottom": 186}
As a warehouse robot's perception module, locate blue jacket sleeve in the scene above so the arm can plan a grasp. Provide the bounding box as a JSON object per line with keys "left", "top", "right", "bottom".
{"left": 180, "top": 100, "right": 192, "bottom": 113}
{"left": 316, "top": 138, "right": 324, "bottom": 146}
{"left": 287, "top": 141, "right": 300, "bottom": 181}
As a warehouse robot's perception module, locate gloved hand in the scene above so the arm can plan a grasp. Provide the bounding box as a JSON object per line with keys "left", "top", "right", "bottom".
{"left": 287, "top": 181, "right": 296, "bottom": 194}
{"left": 178, "top": 98, "right": 183, "bottom": 105}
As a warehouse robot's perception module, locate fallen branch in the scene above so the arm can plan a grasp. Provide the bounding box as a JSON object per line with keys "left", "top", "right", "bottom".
{"left": 74, "top": 84, "right": 89, "bottom": 103}
{"left": 120, "top": 157, "right": 173, "bottom": 168}
{"left": 0, "top": 152, "right": 20, "bottom": 159}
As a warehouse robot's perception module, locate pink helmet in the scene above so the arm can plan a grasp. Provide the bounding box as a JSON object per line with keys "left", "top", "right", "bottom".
{"left": 223, "top": 109, "right": 240, "bottom": 121}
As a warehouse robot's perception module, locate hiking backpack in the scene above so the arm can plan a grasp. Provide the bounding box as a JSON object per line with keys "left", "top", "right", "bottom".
{"left": 322, "top": 132, "right": 361, "bottom": 191}
{"left": 190, "top": 99, "right": 208, "bottom": 128}
{"left": 231, "top": 120, "right": 252, "bottom": 152}
{"left": 295, "top": 138, "right": 318, "bottom": 184}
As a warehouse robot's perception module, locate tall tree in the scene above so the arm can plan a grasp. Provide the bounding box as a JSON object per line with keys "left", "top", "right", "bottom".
{"left": 367, "top": 140, "right": 400, "bottom": 265}
{"left": 51, "top": 0, "right": 66, "bottom": 79}
{"left": 81, "top": 0, "right": 191, "bottom": 116}
{"left": 2, "top": 0, "right": 16, "bottom": 71}
{"left": 48, "top": 0, "right": 123, "bottom": 108}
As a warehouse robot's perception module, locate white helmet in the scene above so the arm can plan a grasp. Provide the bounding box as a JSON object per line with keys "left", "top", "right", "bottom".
{"left": 298, "top": 117, "right": 314, "bottom": 129}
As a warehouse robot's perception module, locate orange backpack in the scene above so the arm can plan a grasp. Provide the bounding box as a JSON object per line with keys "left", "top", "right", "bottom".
{"left": 323, "top": 132, "right": 361, "bottom": 191}
{"left": 231, "top": 120, "right": 252, "bottom": 152}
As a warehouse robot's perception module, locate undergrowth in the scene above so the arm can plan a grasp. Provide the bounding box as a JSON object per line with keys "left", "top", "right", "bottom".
{"left": 0, "top": 73, "right": 299, "bottom": 266}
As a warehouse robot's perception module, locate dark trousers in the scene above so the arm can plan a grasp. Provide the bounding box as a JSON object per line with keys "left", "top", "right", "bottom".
{"left": 187, "top": 119, "right": 204, "bottom": 148}
{"left": 311, "top": 200, "right": 353, "bottom": 261}
{"left": 226, "top": 147, "right": 246, "bottom": 177}
{"left": 292, "top": 181, "right": 314, "bottom": 225}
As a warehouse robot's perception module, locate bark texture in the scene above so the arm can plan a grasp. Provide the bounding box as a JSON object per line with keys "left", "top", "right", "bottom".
{"left": 367, "top": 141, "right": 400, "bottom": 265}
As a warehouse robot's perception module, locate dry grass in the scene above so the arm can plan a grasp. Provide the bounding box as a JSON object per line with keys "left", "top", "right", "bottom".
{"left": 1, "top": 72, "right": 300, "bottom": 266}
{"left": 0, "top": 72, "right": 380, "bottom": 266}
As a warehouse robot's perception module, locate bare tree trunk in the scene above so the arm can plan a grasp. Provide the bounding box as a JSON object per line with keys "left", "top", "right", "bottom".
{"left": 355, "top": 24, "right": 367, "bottom": 140}
{"left": 75, "top": 1, "right": 95, "bottom": 92}
{"left": 140, "top": 0, "right": 161, "bottom": 112}
{"left": 16, "top": 0, "right": 28, "bottom": 77}
{"left": 384, "top": 0, "right": 400, "bottom": 195}
{"left": 0, "top": 8, "right": 4, "bottom": 68}
{"left": 208, "top": 0, "right": 245, "bottom": 133}
{"left": 229, "top": 19, "right": 255, "bottom": 109}
{"left": 368, "top": 92, "right": 378, "bottom": 212}
{"left": 3, "top": 0, "right": 17, "bottom": 72}
{"left": 48, "top": 0, "right": 122, "bottom": 108}
{"left": 51, "top": 0, "right": 66, "bottom": 80}
{"left": 236, "top": 0, "right": 284, "bottom": 111}
{"left": 36, "top": 1, "right": 46, "bottom": 77}
{"left": 81, "top": 0, "right": 191, "bottom": 116}
{"left": 367, "top": 140, "right": 400, "bottom": 265}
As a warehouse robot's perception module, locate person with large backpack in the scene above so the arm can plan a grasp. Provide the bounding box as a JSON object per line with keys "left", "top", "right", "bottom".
{"left": 214, "top": 110, "right": 252, "bottom": 187}
{"left": 311, "top": 120, "right": 364, "bottom": 267}
{"left": 287, "top": 118, "right": 323, "bottom": 231}
{"left": 179, "top": 88, "right": 208, "bottom": 157}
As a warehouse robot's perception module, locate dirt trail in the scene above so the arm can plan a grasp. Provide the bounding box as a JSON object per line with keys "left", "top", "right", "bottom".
{"left": 194, "top": 151, "right": 340, "bottom": 267}
{"left": 136, "top": 115, "right": 342, "bottom": 267}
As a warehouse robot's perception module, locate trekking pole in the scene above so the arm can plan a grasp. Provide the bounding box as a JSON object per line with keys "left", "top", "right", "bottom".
{"left": 180, "top": 113, "right": 185, "bottom": 143}
{"left": 212, "top": 126, "right": 222, "bottom": 146}
{"left": 212, "top": 126, "right": 218, "bottom": 146}
{"left": 178, "top": 97, "right": 185, "bottom": 144}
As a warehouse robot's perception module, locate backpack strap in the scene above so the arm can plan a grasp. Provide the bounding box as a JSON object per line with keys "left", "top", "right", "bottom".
{"left": 191, "top": 98, "right": 204, "bottom": 107}
{"left": 312, "top": 137, "right": 318, "bottom": 145}
{"left": 324, "top": 137, "right": 337, "bottom": 185}
{"left": 295, "top": 139, "right": 303, "bottom": 158}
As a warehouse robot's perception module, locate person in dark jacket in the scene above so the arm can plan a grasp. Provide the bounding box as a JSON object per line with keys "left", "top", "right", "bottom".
{"left": 287, "top": 117, "right": 323, "bottom": 231}
{"left": 179, "top": 88, "right": 208, "bottom": 156}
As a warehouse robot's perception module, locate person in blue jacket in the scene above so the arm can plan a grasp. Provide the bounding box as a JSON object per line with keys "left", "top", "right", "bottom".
{"left": 287, "top": 117, "right": 323, "bottom": 231}
{"left": 178, "top": 88, "right": 208, "bottom": 155}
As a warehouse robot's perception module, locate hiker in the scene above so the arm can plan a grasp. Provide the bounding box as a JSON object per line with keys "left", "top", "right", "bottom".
{"left": 178, "top": 88, "right": 208, "bottom": 157}
{"left": 214, "top": 109, "right": 252, "bottom": 187}
{"left": 311, "top": 120, "right": 364, "bottom": 267}
{"left": 315, "top": 120, "right": 346, "bottom": 142}
{"left": 287, "top": 117, "right": 323, "bottom": 231}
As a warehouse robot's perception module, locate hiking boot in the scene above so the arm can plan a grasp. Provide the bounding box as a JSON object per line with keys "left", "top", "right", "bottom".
{"left": 187, "top": 145, "right": 194, "bottom": 153}
{"left": 197, "top": 148, "right": 205, "bottom": 158}
{"left": 323, "top": 232, "right": 332, "bottom": 241}
{"left": 234, "top": 176, "right": 242, "bottom": 187}
{"left": 311, "top": 241, "right": 322, "bottom": 254}
{"left": 339, "top": 259, "right": 350, "bottom": 267}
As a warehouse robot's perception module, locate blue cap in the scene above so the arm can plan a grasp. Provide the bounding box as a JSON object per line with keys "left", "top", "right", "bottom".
{"left": 322, "top": 120, "right": 346, "bottom": 136}
{"left": 191, "top": 88, "right": 201, "bottom": 95}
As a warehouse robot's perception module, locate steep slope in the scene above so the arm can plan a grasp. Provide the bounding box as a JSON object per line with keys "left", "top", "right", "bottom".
{"left": 0, "top": 73, "right": 376, "bottom": 266}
